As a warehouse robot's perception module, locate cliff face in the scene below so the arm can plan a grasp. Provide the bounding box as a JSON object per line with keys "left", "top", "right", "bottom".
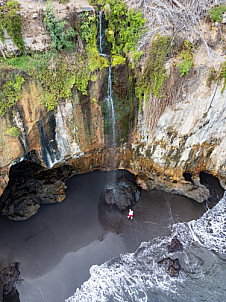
{"left": 0, "top": 0, "right": 225, "bottom": 211}
{"left": 131, "top": 67, "right": 225, "bottom": 201}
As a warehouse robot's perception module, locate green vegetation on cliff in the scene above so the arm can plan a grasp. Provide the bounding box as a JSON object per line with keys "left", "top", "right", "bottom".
{"left": 44, "top": 0, "right": 76, "bottom": 51}
{"left": 206, "top": 61, "right": 226, "bottom": 94}
{"left": 209, "top": 4, "right": 226, "bottom": 23}
{"left": 89, "top": 0, "right": 145, "bottom": 60}
{"left": 80, "top": 12, "right": 108, "bottom": 72}
{"left": 37, "top": 58, "right": 76, "bottom": 110}
{"left": 135, "top": 35, "right": 172, "bottom": 107}
{"left": 0, "top": 0, "right": 145, "bottom": 113}
{"left": 0, "top": 0, "right": 24, "bottom": 52}
{"left": 6, "top": 126, "right": 19, "bottom": 136}
{"left": 0, "top": 52, "right": 98, "bottom": 111}
{"left": 0, "top": 73, "right": 25, "bottom": 116}
{"left": 177, "top": 40, "right": 194, "bottom": 77}
{"left": 220, "top": 61, "right": 226, "bottom": 93}
{"left": 206, "top": 68, "right": 218, "bottom": 87}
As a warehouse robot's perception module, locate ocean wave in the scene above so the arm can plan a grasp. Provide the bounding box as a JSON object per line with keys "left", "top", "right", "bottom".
{"left": 66, "top": 193, "right": 226, "bottom": 302}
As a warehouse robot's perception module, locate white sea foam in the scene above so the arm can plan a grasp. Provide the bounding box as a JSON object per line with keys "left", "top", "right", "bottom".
{"left": 66, "top": 193, "right": 226, "bottom": 302}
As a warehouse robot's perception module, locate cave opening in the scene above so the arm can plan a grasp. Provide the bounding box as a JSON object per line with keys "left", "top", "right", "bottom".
{"left": 182, "top": 172, "right": 194, "bottom": 184}
{"left": 199, "top": 171, "right": 225, "bottom": 208}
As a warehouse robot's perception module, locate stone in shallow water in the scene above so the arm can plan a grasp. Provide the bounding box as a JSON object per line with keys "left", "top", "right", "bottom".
{"left": 104, "top": 176, "right": 140, "bottom": 210}
{"left": 158, "top": 257, "right": 181, "bottom": 277}
{"left": 167, "top": 236, "right": 183, "bottom": 253}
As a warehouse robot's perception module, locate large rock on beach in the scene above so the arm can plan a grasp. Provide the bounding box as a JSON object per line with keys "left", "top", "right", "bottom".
{"left": 0, "top": 262, "right": 20, "bottom": 301}
{"left": 0, "top": 155, "right": 74, "bottom": 220}
{"left": 104, "top": 176, "right": 140, "bottom": 210}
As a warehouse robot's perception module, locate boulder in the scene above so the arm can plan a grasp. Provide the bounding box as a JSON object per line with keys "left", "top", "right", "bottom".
{"left": 167, "top": 236, "right": 183, "bottom": 253}
{"left": 0, "top": 263, "right": 20, "bottom": 301}
{"left": 158, "top": 257, "right": 181, "bottom": 277}
{"left": 104, "top": 176, "right": 140, "bottom": 210}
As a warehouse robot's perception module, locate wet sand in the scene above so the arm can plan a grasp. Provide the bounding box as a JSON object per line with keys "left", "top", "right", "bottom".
{"left": 0, "top": 170, "right": 206, "bottom": 302}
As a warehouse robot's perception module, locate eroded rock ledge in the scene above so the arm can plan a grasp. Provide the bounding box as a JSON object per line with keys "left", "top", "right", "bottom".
{"left": 0, "top": 152, "right": 74, "bottom": 220}
{"left": 1, "top": 145, "right": 225, "bottom": 220}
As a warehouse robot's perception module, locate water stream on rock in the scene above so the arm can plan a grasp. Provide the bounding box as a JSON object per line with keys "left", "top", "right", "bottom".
{"left": 98, "top": 11, "right": 103, "bottom": 55}
{"left": 98, "top": 10, "right": 116, "bottom": 170}
{"left": 106, "top": 66, "right": 116, "bottom": 150}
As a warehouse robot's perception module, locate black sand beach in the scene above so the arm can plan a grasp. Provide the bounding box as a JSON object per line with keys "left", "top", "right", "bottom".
{"left": 0, "top": 170, "right": 207, "bottom": 302}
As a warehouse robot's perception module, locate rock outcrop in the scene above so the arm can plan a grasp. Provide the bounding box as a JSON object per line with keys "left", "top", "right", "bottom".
{"left": 104, "top": 176, "right": 140, "bottom": 210}
{"left": 167, "top": 237, "right": 183, "bottom": 253}
{"left": 0, "top": 152, "right": 74, "bottom": 220}
{"left": 0, "top": 262, "right": 20, "bottom": 301}
{"left": 158, "top": 257, "right": 182, "bottom": 277}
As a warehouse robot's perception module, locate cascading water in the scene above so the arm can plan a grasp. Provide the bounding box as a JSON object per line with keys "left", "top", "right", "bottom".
{"left": 106, "top": 66, "right": 116, "bottom": 149}
{"left": 13, "top": 110, "right": 27, "bottom": 153}
{"left": 98, "top": 11, "right": 117, "bottom": 164}
{"left": 66, "top": 193, "right": 226, "bottom": 302}
{"left": 98, "top": 11, "right": 103, "bottom": 55}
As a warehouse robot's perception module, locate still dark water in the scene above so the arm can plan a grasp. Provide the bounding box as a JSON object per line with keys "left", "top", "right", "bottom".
{"left": 0, "top": 170, "right": 225, "bottom": 302}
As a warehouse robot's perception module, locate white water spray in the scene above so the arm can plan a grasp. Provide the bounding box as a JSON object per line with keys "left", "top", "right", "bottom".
{"left": 66, "top": 194, "right": 226, "bottom": 302}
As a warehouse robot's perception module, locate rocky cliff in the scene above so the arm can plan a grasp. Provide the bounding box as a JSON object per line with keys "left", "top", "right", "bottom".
{"left": 0, "top": 0, "right": 225, "bottom": 219}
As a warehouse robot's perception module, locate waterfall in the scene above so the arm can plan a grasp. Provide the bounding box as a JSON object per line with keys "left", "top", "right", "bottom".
{"left": 106, "top": 66, "right": 116, "bottom": 149}
{"left": 98, "top": 11, "right": 116, "bottom": 157}
{"left": 13, "top": 110, "right": 27, "bottom": 153}
{"left": 98, "top": 11, "right": 103, "bottom": 55}
{"left": 37, "top": 120, "right": 57, "bottom": 168}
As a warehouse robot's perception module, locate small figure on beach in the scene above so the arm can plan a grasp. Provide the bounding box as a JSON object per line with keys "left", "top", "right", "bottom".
{"left": 128, "top": 209, "right": 133, "bottom": 220}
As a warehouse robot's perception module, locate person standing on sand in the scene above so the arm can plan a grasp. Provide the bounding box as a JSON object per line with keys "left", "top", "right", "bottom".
{"left": 128, "top": 209, "right": 133, "bottom": 220}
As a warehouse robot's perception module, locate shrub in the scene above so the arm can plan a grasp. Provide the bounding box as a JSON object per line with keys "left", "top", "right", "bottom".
{"left": 111, "top": 55, "right": 125, "bottom": 67}
{"left": 6, "top": 126, "right": 19, "bottom": 136}
{"left": 177, "top": 40, "right": 194, "bottom": 77}
{"left": 0, "top": 0, "right": 25, "bottom": 52}
{"left": 44, "top": 0, "right": 76, "bottom": 51}
{"left": 206, "top": 68, "right": 218, "bottom": 87}
{"left": 209, "top": 5, "right": 226, "bottom": 23}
